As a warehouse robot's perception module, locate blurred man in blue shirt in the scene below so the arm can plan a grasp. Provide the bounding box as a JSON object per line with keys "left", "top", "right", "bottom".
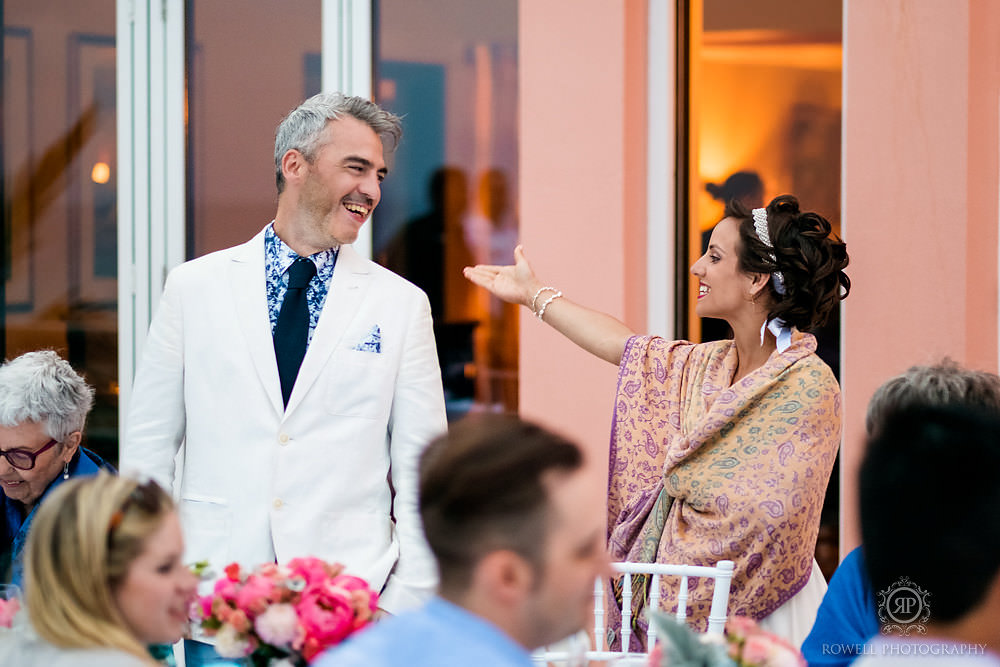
{"left": 315, "top": 414, "right": 612, "bottom": 666}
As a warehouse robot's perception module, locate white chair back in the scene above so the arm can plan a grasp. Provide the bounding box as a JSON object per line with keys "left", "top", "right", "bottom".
{"left": 532, "top": 559, "right": 735, "bottom": 664}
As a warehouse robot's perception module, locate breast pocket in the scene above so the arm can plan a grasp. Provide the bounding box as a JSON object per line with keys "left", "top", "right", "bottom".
{"left": 325, "top": 349, "right": 394, "bottom": 419}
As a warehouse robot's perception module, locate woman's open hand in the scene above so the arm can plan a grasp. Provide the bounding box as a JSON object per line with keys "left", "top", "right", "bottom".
{"left": 463, "top": 245, "right": 541, "bottom": 309}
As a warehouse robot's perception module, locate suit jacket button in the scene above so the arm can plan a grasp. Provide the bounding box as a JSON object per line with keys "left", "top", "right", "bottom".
{"left": 278, "top": 433, "right": 290, "bottom": 444}
{"left": 273, "top": 498, "right": 283, "bottom": 509}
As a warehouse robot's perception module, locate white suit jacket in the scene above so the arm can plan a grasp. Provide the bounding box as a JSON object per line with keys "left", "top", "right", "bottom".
{"left": 122, "top": 227, "right": 447, "bottom": 612}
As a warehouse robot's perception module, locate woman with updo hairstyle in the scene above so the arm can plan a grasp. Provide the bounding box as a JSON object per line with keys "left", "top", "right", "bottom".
{"left": 464, "top": 194, "right": 849, "bottom": 648}
{"left": 0, "top": 472, "right": 197, "bottom": 665}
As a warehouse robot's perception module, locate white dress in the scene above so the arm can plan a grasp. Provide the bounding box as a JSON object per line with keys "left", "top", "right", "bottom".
{"left": 758, "top": 558, "right": 828, "bottom": 647}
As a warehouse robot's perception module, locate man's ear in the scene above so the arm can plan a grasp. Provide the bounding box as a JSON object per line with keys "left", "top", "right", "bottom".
{"left": 473, "top": 549, "right": 535, "bottom": 606}
{"left": 280, "top": 149, "right": 308, "bottom": 185}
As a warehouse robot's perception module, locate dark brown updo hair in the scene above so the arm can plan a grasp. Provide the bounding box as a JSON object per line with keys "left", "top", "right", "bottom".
{"left": 725, "top": 194, "right": 850, "bottom": 331}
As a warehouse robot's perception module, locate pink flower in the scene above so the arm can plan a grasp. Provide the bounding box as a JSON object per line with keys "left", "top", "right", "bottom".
{"left": 329, "top": 574, "right": 379, "bottom": 625}
{"left": 726, "top": 615, "right": 760, "bottom": 641}
{"left": 0, "top": 598, "right": 20, "bottom": 628}
{"left": 647, "top": 642, "right": 663, "bottom": 667}
{"left": 254, "top": 603, "right": 299, "bottom": 647}
{"left": 236, "top": 574, "right": 277, "bottom": 616}
{"left": 287, "top": 557, "right": 340, "bottom": 586}
{"left": 228, "top": 608, "right": 252, "bottom": 634}
{"left": 742, "top": 634, "right": 774, "bottom": 665}
{"left": 224, "top": 562, "right": 243, "bottom": 582}
{"left": 213, "top": 599, "right": 235, "bottom": 624}
{"left": 296, "top": 585, "right": 356, "bottom": 661}
{"left": 257, "top": 562, "right": 281, "bottom": 578}
{"left": 738, "top": 632, "right": 806, "bottom": 667}
{"left": 212, "top": 576, "right": 240, "bottom": 603}
{"left": 196, "top": 593, "right": 214, "bottom": 619}
{"left": 768, "top": 643, "right": 807, "bottom": 667}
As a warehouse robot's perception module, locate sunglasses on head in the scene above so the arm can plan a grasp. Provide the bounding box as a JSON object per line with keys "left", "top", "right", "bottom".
{"left": 107, "top": 479, "right": 163, "bottom": 543}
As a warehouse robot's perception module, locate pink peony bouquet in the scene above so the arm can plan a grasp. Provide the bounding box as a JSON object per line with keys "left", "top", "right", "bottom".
{"left": 724, "top": 616, "right": 805, "bottom": 667}
{"left": 194, "top": 557, "right": 378, "bottom": 666}
{"left": 647, "top": 612, "right": 805, "bottom": 667}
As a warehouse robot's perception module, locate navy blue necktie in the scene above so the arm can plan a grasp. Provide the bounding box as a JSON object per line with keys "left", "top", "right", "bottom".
{"left": 273, "top": 258, "right": 316, "bottom": 407}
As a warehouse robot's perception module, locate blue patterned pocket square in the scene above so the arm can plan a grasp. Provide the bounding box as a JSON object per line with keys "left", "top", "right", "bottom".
{"left": 352, "top": 325, "right": 382, "bottom": 353}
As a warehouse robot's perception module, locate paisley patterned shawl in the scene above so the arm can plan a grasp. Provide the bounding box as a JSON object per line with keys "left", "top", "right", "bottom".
{"left": 606, "top": 330, "right": 841, "bottom": 642}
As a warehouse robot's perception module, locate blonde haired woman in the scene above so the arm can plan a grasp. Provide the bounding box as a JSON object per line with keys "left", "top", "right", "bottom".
{"left": 0, "top": 473, "right": 197, "bottom": 665}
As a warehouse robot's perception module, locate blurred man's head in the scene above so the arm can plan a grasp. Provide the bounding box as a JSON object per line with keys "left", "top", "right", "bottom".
{"left": 419, "top": 414, "right": 610, "bottom": 649}
{"left": 865, "top": 360, "right": 1000, "bottom": 436}
{"left": 860, "top": 404, "right": 1000, "bottom": 632}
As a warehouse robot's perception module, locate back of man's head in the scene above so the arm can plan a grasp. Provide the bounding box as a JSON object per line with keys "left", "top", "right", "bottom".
{"left": 865, "top": 359, "right": 1000, "bottom": 436}
{"left": 860, "top": 404, "right": 1000, "bottom": 624}
{"left": 418, "top": 413, "right": 583, "bottom": 596}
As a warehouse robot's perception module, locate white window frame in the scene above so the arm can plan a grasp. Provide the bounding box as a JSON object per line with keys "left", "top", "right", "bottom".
{"left": 648, "top": 0, "right": 675, "bottom": 337}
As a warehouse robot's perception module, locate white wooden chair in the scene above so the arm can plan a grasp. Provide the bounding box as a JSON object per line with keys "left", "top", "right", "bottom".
{"left": 531, "top": 560, "right": 735, "bottom": 664}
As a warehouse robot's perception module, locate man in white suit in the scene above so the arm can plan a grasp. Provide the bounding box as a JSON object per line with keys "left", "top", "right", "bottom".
{"left": 122, "top": 93, "right": 447, "bottom": 664}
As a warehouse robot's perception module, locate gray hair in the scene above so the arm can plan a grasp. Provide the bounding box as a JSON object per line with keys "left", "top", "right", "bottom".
{"left": 273, "top": 92, "right": 403, "bottom": 195}
{"left": 865, "top": 359, "right": 1000, "bottom": 435}
{"left": 0, "top": 350, "right": 95, "bottom": 441}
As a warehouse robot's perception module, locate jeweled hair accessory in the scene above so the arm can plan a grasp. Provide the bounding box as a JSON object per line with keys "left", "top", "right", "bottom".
{"left": 751, "top": 208, "right": 786, "bottom": 295}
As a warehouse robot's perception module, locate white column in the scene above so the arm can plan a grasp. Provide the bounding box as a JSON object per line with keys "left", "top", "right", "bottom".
{"left": 647, "top": 0, "right": 676, "bottom": 336}
{"left": 323, "top": 0, "right": 374, "bottom": 259}
{"left": 116, "top": 0, "right": 186, "bottom": 426}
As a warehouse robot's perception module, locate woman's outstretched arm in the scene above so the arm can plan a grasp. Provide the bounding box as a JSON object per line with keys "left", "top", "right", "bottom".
{"left": 463, "top": 245, "right": 635, "bottom": 366}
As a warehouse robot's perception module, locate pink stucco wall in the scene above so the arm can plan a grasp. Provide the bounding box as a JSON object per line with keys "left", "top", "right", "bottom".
{"left": 840, "top": 0, "right": 1000, "bottom": 550}
{"left": 518, "top": 0, "right": 647, "bottom": 478}
{"left": 520, "top": 0, "right": 1000, "bottom": 552}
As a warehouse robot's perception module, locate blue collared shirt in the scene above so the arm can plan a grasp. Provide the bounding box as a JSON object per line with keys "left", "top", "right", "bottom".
{"left": 313, "top": 597, "right": 534, "bottom": 667}
{"left": 264, "top": 223, "right": 338, "bottom": 345}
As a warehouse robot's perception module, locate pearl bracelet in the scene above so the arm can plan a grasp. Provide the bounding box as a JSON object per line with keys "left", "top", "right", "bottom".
{"left": 530, "top": 286, "right": 558, "bottom": 315}
{"left": 536, "top": 291, "right": 563, "bottom": 321}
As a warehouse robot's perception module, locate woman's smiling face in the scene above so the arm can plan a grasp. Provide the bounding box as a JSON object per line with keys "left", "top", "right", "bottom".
{"left": 690, "top": 216, "right": 759, "bottom": 322}
{"left": 0, "top": 420, "right": 76, "bottom": 511}
{"left": 112, "top": 510, "right": 198, "bottom": 646}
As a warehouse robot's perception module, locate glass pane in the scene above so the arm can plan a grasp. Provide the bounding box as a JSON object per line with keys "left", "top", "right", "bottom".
{"left": 373, "top": 0, "right": 519, "bottom": 419}
{"left": 683, "top": 0, "right": 843, "bottom": 576}
{"left": 688, "top": 0, "right": 842, "bottom": 361}
{"left": 3, "top": 2, "right": 119, "bottom": 463}
{"left": 186, "top": 0, "right": 322, "bottom": 258}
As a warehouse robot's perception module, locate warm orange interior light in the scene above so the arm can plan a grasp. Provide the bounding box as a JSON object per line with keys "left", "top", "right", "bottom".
{"left": 91, "top": 162, "right": 111, "bottom": 184}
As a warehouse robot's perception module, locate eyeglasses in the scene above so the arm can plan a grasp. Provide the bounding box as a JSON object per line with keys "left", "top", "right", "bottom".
{"left": 107, "top": 479, "right": 163, "bottom": 540}
{"left": 0, "top": 438, "right": 59, "bottom": 470}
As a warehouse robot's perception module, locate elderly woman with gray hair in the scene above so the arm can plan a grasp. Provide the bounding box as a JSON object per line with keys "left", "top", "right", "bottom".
{"left": 0, "top": 350, "right": 111, "bottom": 588}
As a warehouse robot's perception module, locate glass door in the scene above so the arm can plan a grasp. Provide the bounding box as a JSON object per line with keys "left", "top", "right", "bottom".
{"left": 679, "top": 0, "right": 843, "bottom": 574}
{"left": 3, "top": 1, "right": 119, "bottom": 462}
{"left": 373, "top": 0, "right": 519, "bottom": 418}
{"left": 185, "top": 0, "right": 323, "bottom": 258}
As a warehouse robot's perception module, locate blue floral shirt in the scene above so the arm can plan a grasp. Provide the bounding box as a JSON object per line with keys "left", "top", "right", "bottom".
{"left": 264, "top": 223, "right": 339, "bottom": 345}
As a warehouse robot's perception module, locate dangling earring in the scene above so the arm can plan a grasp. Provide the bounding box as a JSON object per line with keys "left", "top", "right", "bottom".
{"left": 63, "top": 462, "right": 70, "bottom": 480}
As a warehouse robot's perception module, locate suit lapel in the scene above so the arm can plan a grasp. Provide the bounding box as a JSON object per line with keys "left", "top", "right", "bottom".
{"left": 284, "top": 244, "right": 372, "bottom": 415}
{"left": 229, "top": 228, "right": 285, "bottom": 415}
